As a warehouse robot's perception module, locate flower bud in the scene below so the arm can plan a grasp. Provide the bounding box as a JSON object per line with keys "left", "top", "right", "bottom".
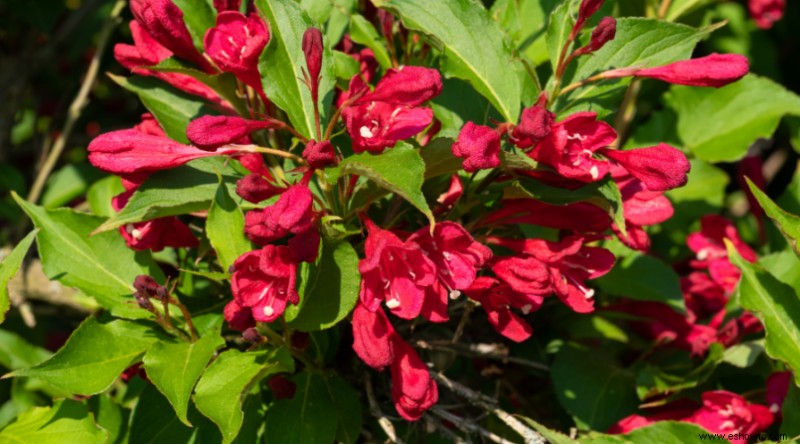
{"left": 588, "top": 16, "right": 616, "bottom": 51}
{"left": 302, "top": 139, "right": 337, "bottom": 169}
{"left": 235, "top": 174, "right": 282, "bottom": 204}
{"left": 186, "top": 115, "right": 279, "bottom": 151}
{"left": 302, "top": 28, "right": 324, "bottom": 102}
{"left": 242, "top": 327, "right": 264, "bottom": 344}
{"left": 574, "top": 0, "right": 605, "bottom": 34}
{"left": 451, "top": 122, "right": 501, "bottom": 172}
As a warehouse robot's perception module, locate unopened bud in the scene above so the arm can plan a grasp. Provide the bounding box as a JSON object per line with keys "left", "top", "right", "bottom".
{"left": 588, "top": 17, "right": 616, "bottom": 51}
{"left": 573, "top": 0, "right": 605, "bottom": 37}
{"left": 133, "top": 275, "right": 167, "bottom": 300}
{"left": 302, "top": 28, "right": 324, "bottom": 101}
{"left": 242, "top": 327, "right": 265, "bottom": 344}
{"left": 135, "top": 293, "right": 154, "bottom": 310}
{"left": 302, "top": 139, "right": 337, "bottom": 169}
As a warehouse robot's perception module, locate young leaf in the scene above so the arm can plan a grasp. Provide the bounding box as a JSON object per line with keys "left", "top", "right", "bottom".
{"left": 746, "top": 178, "right": 800, "bottom": 257}
{"left": 667, "top": 75, "right": 800, "bottom": 162}
{"left": 142, "top": 331, "right": 226, "bottom": 426}
{"left": 557, "top": 18, "right": 714, "bottom": 117}
{"left": 129, "top": 384, "right": 195, "bottom": 444}
{"left": 109, "top": 74, "right": 215, "bottom": 144}
{"left": 584, "top": 421, "right": 712, "bottom": 444}
{"left": 194, "top": 348, "right": 294, "bottom": 444}
{"left": 255, "top": 0, "right": 335, "bottom": 138}
{"left": 0, "top": 329, "right": 52, "bottom": 371}
{"left": 332, "top": 142, "right": 434, "bottom": 225}
{"left": 596, "top": 254, "right": 686, "bottom": 313}
{"left": 12, "top": 193, "right": 161, "bottom": 319}
{"left": 551, "top": 343, "right": 638, "bottom": 431}
{"left": 379, "top": 0, "right": 521, "bottom": 121}
{"left": 94, "top": 157, "right": 242, "bottom": 234}
{"left": 285, "top": 237, "right": 360, "bottom": 331}
{"left": 729, "top": 243, "right": 800, "bottom": 386}
{"left": 207, "top": 181, "right": 252, "bottom": 271}
{"left": 7, "top": 317, "right": 162, "bottom": 395}
{"left": 86, "top": 175, "right": 124, "bottom": 218}
{"left": 264, "top": 372, "right": 361, "bottom": 444}
{"left": 0, "top": 400, "right": 108, "bottom": 444}
{"left": 171, "top": 0, "right": 217, "bottom": 50}
{"left": 545, "top": 0, "right": 575, "bottom": 73}
{"left": 0, "top": 229, "right": 37, "bottom": 324}
{"left": 348, "top": 15, "right": 392, "bottom": 69}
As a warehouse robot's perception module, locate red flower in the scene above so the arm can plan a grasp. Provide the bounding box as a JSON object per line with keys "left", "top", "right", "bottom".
{"left": 464, "top": 277, "right": 537, "bottom": 342}
{"left": 358, "top": 217, "right": 436, "bottom": 319}
{"left": 351, "top": 303, "right": 395, "bottom": 370}
{"left": 244, "top": 184, "right": 315, "bottom": 246}
{"left": 115, "top": 21, "right": 224, "bottom": 106}
{"left": 231, "top": 246, "right": 299, "bottom": 323}
{"left": 749, "top": 0, "right": 786, "bottom": 29}
{"left": 765, "top": 371, "right": 792, "bottom": 414}
{"left": 682, "top": 272, "right": 727, "bottom": 320}
{"left": 130, "top": 0, "right": 214, "bottom": 72}
{"left": 88, "top": 129, "right": 229, "bottom": 177}
{"left": 687, "top": 215, "right": 757, "bottom": 292}
{"left": 479, "top": 199, "right": 612, "bottom": 234}
{"left": 451, "top": 123, "right": 501, "bottom": 172}
{"left": 343, "top": 66, "right": 441, "bottom": 153}
{"left": 186, "top": 115, "right": 278, "bottom": 150}
{"left": 687, "top": 391, "right": 774, "bottom": 441}
{"left": 511, "top": 102, "right": 554, "bottom": 149}
{"left": 213, "top": 0, "right": 240, "bottom": 12}
{"left": 389, "top": 336, "right": 438, "bottom": 421}
{"left": 112, "top": 189, "right": 198, "bottom": 252}
{"left": 435, "top": 174, "right": 463, "bottom": 212}
{"left": 204, "top": 11, "right": 269, "bottom": 91}
{"left": 531, "top": 112, "right": 616, "bottom": 183}
{"left": 302, "top": 140, "right": 337, "bottom": 169}
{"left": 408, "top": 222, "right": 492, "bottom": 292}
{"left": 235, "top": 174, "right": 282, "bottom": 204}
{"left": 602, "top": 143, "right": 690, "bottom": 192}
{"left": 629, "top": 54, "right": 750, "bottom": 88}
{"left": 223, "top": 299, "right": 256, "bottom": 332}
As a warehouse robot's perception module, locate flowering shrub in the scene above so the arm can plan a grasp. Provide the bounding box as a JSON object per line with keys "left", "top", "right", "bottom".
{"left": 1, "top": 0, "right": 800, "bottom": 442}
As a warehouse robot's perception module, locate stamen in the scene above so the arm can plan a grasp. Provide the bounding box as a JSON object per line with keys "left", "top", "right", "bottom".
{"left": 385, "top": 299, "right": 401, "bottom": 309}
{"left": 359, "top": 126, "right": 374, "bottom": 138}
{"left": 521, "top": 304, "right": 532, "bottom": 314}
{"left": 449, "top": 290, "right": 461, "bottom": 300}
{"left": 262, "top": 306, "right": 274, "bottom": 317}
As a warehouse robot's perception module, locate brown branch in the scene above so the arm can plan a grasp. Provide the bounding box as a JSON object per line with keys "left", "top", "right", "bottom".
{"left": 365, "top": 372, "right": 404, "bottom": 444}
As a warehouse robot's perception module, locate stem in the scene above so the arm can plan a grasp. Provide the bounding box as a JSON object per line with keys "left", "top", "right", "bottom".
{"left": 168, "top": 295, "right": 199, "bottom": 342}
{"left": 556, "top": 72, "right": 609, "bottom": 96}
{"left": 430, "top": 408, "right": 514, "bottom": 444}
{"left": 658, "top": 0, "right": 673, "bottom": 19}
{"left": 451, "top": 299, "right": 476, "bottom": 344}
{"left": 230, "top": 144, "right": 306, "bottom": 164}
{"left": 614, "top": 79, "right": 642, "bottom": 144}
{"left": 26, "top": 0, "right": 125, "bottom": 204}
{"left": 259, "top": 325, "right": 318, "bottom": 371}
{"left": 365, "top": 371, "right": 403, "bottom": 443}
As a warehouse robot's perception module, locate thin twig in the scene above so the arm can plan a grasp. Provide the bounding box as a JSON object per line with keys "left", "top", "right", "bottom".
{"left": 26, "top": 0, "right": 126, "bottom": 204}
{"left": 365, "top": 372, "right": 404, "bottom": 444}
{"left": 658, "top": 0, "right": 673, "bottom": 19}
{"left": 431, "top": 372, "right": 546, "bottom": 444}
{"left": 451, "top": 299, "right": 476, "bottom": 344}
{"left": 417, "top": 341, "right": 549, "bottom": 372}
{"left": 425, "top": 413, "right": 469, "bottom": 444}
{"left": 430, "top": 407, "right": 514, "bottom": 444}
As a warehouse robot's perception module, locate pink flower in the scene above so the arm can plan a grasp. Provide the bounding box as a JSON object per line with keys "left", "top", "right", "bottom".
{"left": 351, "top": 303, "right": 395, "bottom": 370}
{"left": 244, "top": 184, "right": 315, "bottom": 246}
{"left": 235, "top": 174, "right": 282, "bottom": 204}
{"left": 749, "top": 0, "right": 785, "bottom": 29}
{"left": 575, "top": 0, "right": 605, "bottom": 33}
{"left": 687, "top": 215, "right": 757, "bottom": 293}
{"left": 464, "top": 277, "right": 537, "bottom": 342}
{"left": 302, "top": 28, "right": 324, "bottom": 102}
{"left": 608, "top": 399, "right": 699, "bottom": 433}
{"left": 586, "top": 16, "right": 616, "bottom": 52}
{"left": 434, "top": 174, "right": 463, "bottom": 212}
{"left": 114, "top": 21, "right": 223, "bottom": 105}
{"left": 766, "top": 371, "right": 792, "bottom": 414}
{"left": 358, "top": 217, "right": 436, "bottom": 319}
{"left": 230, "top": 246, "right": 299, "bottom": 323}
{"left": 88, "top": 129, "right": 228, "bottom": 177}
{"left": 618, "top": 54, "right": 750, "bottom": 88}
{"left": 343, "top": 66, "right": 441, "bottom": 153}
{"left": 223, "top": 299, "right": 256, "bottom": 332}
{"left": 302, "top": 140, "right": 337, "bottom": 169}
{"left": 112, "top": 189, "right": 198, "bottom": 252}
{"left": 511, "top": 102, "right": 554, "bottom": 149}
{"left": 531, "top": 112, "right": 616, "bottom": 183}
{"left": 451, "top": 123, "right": 501, "bottom": 172}
{"left": 390, "top": 337, "right": 438, "bottom": 421}
{"left": 479, "top": 199, "right": 612, "bottom": 234}
{"left": 612, "top": 171, "right": 677, "bottom": 251}
{"left": 213, "top": 0, "right": 240, "bottom": 13}
{"left": 204, "top": 11, "right": 269, "bottom": 91}
{"left": 602, "top": 143, "right": 690, "bottom": 192}
{"left": 491, "top": 236, "right": 615, "bottom": 313}
{"left": 130, "top": 0, "right": 214, "bottom": 72}
{"left": 408, "top": 222, "right": 492, "bottom": 292}
{"left": 186, "top": 115, "right": 278, "bottom": 150}
{"left": 682, "top": 272, "right": 727, "bottom": 320}
{"left": 687, "top": 391, "right": 774, "bottom": 441}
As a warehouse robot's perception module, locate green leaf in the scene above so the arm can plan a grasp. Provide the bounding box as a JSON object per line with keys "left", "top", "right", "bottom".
{"left": 256, "top": 0, "right": 335, "bottom": 138}
{"left": 380, "top": 0, "right": 521, "bottom": 121}
{"left": 557, "top": 19, "right": 713, "bottom": 117}
{"left": 781, "top": 381, "right": 800, "bottom": 437}
{"left": 667, "top": 75, "right": 800, "bottom": 162}
{"left": 148, "top": 58, "right": 249, "bottom": 116}
{"left": 285, "top": 237, "right": 360, "bottom": 331}
{"left": 332, "top": 142, "right": 434, "bottom": 225}
{"left": 596, "top": 254, "right": 686, "bottom": 313}
{"left": 129, "top": 384, "right": 195, "bottom": 444}
{"left": 194, "top": 348, "right": 294, "bottom": 444}
{"left": 207, "top": 181, "right": 252, "bottom": 271}
{"left": 12, "top": 193, "right": 162, "bottom": 319}
{"left": 142, "top": 332, "right": 225, "bottom": 426}
{"left": 333, "top": 50, "right": 360, "bottom": 81}
{"left": 41, "top": 164, "right": 102, "bottom": 209}
{"left": 349, "top": 15, "right": 392, "bottom": 69}
{"left": 7, "top": 317, "right": 161, "bottom": 395}
{"left": 94, "top": 157, "right": 242, "bottom": 234}
{"left": 729, "top": 243, "right": 800, "bottom": 386}
{"left": 664, "top": 159, "right": 729, "bottom": 228}
{"left": 545, "top": 0, "right": 575, "bottom": 73}
{"left": 585, "top": 421, "right": 712, "bottom": 444}
{"left": 746, "top": 178, "right": 800, "bottom": 257}
{"left": 518, "top": 416, "right": 577, "bottom": 444}
{"left": 109, "top": 74, "right": 215, "bottom": 143}
{"left": 264, "top": 372, "right": 360, "bottom": 444}
{"left": 420, "top": 137, "right": 461, "bottom": 179}
{"left": 0, "top": 230, "right": 37, "bottom": 324}
{"left": 0, "top": 400, "right": 107, "bottom": 444}
{"left": 665, "top": 0, "right": 718, "bottom": 21}
{"left": 636, "top": 343, "right": 723, "bottom": 400}
{"left": 0, "top": 329, "right": 51, "bottom": 370}
{"left": 86, "top": 175, "right": 124, "bottom": 218}
{"left": 722, "top": 339, "right": 765, "bottom": 368}
{"left": 551, "top": 343, "right": 638, "bottom": 431}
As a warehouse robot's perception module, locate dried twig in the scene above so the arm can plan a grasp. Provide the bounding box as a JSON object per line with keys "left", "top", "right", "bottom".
{"left": 365, "top": 372, "right": 404, "bottom": 444}
{"left": 417, "top": 340, "right": 549, "bottom": 372}
{"left": 430, "top": 407, "right": 513, "bottom": 444}
{"left": 432, "top": 372, "right": 546, "bottom": 444}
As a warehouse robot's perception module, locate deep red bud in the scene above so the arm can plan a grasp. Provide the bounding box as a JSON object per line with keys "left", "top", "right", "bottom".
{"left": 451, "top": 122, "right": 501, "bottom": 172}
{"left": 302, "top": 28, "right": 324, "bottom": 101}
{"left": 213, "top": 0, "right": 240, "bottom": 12}
{"left": 302, "top": 139, "right": 337, "bottom": 169}
{"left": 133, "top": 275, "right": 166, "bottom": 300}
{"left": 512, "top": 105, "right": 554, "bottom": 149}
{"left": 235, "top": 174, "right": 282, "bottom": 204}
{"left": 620, "top": 53, "right": 750, "bottom": 88}
{"left": 187, "top": 115, "right": 278, "bottom": 150}
{"left": 242, "top": 327, "right": 264, "bottom": 344}
{"left": 588, "top": 16, "right": 616, "bottom": 51}
{"left": 576, "top": 0, "right": 605, "bottom": 29}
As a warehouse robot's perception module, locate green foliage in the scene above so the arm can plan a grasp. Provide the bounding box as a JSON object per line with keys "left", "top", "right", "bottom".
{"left": 207, "top": 181, "right": 252, "bottom": 271}
{"left": 596, "top": 253, "right": 685, "bottom": 312}
{"left": 0, "top": 400, "right": 107, "bottom": 444}
{"left": 0, "top": 230, "right": 36, "bottom": 324}
{"left": 747, "top": 178, "right": 800, "bottom": 256}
